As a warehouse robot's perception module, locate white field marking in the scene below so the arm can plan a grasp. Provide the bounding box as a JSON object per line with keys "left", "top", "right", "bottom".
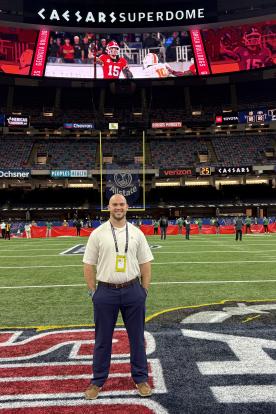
{"left": 60, "top": 244, "right": 83, "bottom": 255}
{"left": 0, "top": 255, "right": 79, "bottom": 258}
{"left": 2, "top": 250, "right": 276, "bottom": 258}
{"left": 2, "top": 259, "right": 276, "bottom": 269}
{"left": 146, "top": 250, "right": 276, "bottom": 254}
{"left": 0, "top": 329, "right": 156, "bottom": 361}
{"left": 0, "top": 280, "right": 276, "bottom": 290}
{"left": 0, "top": 398, "right": 169, "bottom": 412}
{"left": 211, "top": 386, "right": 276, "bottom": 403}
{"left": 0, "top": 373, "right": 132, "bottom": 382}
{"left": 0, "top": 249, "right": 74, "bottom": 252}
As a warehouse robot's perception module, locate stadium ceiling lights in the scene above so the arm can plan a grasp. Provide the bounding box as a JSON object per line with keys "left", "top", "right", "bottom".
{"left": 215, "top": 179, "right": 240, "bottom": 186}
{"left": 155, "top": 181, "right": 180, "bottom": 187}
{"left": 185, "top": 180, "right": 210, "bottom": 186}
{"left": 245, "top": 179, "right": 269, "bottom": 185}
{"left": 68, "top": 183, "right": 94, "bottom": 188}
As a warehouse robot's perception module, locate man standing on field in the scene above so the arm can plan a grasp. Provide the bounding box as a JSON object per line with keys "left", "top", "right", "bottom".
{"left": 83, "top": 194, "right": 153, "bottom": 399}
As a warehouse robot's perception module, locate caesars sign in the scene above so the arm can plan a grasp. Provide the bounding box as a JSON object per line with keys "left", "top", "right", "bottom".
{"left": 17, "top": 0, "right": 218, "bottom": 28}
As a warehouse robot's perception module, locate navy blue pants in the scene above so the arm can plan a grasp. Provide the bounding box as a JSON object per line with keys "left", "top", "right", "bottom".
{"left": 92, "top": 279, "right": 148, "bottom": 387}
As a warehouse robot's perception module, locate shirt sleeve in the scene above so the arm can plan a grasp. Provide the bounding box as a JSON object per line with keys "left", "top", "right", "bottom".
{"left": 98, "top": 54, "right": 107, "bottom": 63}
{"left": 137, "top": 231, "right": 154, "bottom": 264}
{"left": 83, "top": 231, "right": 99, "bottom": 265}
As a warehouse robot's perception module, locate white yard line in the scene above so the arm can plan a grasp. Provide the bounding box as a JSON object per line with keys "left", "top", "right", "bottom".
{"left": 2, "top": 259, "right": 276, "bottom": 269}
{"left": 1, "top": 250, "right": 276, "bottom": 258}
{"left": 0, "top": 280, "right": 276, "bottom": 290}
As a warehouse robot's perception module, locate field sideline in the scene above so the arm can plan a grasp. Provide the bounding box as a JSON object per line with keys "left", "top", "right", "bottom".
{"left": 0, "top": 234, "right": 276, "bottom": 328}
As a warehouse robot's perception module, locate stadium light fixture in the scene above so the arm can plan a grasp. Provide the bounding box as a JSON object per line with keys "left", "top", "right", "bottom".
{"left": 185, "top": 180, "right": 210, "bottom": 186}
{"left": 155, "top": 181, "right": 180, "bottom": 187}
{"left": 245, "top": 178, "right": 269, "bottom": 184}
{"left": 68, "top": 183, "right": 94, "bottom": 188}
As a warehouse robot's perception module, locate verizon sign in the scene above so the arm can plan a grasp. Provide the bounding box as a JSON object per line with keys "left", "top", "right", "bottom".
{"left": 159, "top": 168, "right": 194, "bottom": 176}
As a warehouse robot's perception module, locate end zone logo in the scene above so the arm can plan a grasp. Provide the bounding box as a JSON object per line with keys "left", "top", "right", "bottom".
{"left": 0, "top": 328, "right": 167, "bottom": 413}
{"left": 1, "top": 301, "right": 275, "bottom": 412}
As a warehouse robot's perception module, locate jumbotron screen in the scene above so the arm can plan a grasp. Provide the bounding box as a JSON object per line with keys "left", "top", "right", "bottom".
{"left": 202, "top": 20, "right": 276, "bottom": 74}
{"left": 0, "top": 19, "right": 276, "bottom": 79}
{"left": 44, "top": 30, "right": 197, "bottom": 79}
{"left": 0, "top": 26, "right": 37, "bottom": 76}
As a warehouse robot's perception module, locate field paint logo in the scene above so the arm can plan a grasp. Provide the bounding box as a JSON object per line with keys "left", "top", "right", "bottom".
{"left": 181, "top": 301, "right": 276, "bottom": 404}
{"left": 182, "top": 302, "right": 276, "bottom": 324}
{"left": 60, "top": 244, "right": 162, "bottom": 255}
{"left": 60, "top": 244, "right": 85, "bottom": 255}
{"left": 0, "top": 328, "right": 167, "bottom": 412}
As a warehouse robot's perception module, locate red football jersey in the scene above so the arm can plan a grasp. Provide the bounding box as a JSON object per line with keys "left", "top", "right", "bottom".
{"left": 234, "top": 46, "right": 272, "bottom": 70}
{"left": 98, "top": 54, "right": 128, "bottom": 79}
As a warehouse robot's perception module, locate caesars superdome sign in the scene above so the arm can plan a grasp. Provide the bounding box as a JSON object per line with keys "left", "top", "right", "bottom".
{"left": 12, "top": 0, "right": 218, "bottom": 28}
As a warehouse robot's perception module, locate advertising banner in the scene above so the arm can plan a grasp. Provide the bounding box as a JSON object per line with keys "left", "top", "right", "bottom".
{"left": 159, "top": 168, "right": 194, "bottom": 177}
{"left": 51, "top": 170, "right": 88, "bottom": 178}
{"left": 238, "top": 109, "right": 270, "bottom": 124}
{"left": 216, "top": 166, "right": 252, "bottom": 175}
{"left": 190, "top": 29, "right": 210, "bottom": 75}
{"left": 21, "top": 0, "right": 218, "bottom": 28}
{"left": 5, "top": 116, "right": 30, "bottom": 127}
{"left": 152, "top": 122, "right": 182, "bottom": 129}
{"left": 0, "top": 169, "right": 31, "bottom": 178}
{"left": 215, "top": 113, "right": 239, "bottom": 125}
{"left": 31, "top": 30, "right": 50, "bottom": 77}
{"left": 63, "top": 123, "right": 95, "bottom": 129}
{"left": 106, "top": 164, "right": 140, "bottom": 207}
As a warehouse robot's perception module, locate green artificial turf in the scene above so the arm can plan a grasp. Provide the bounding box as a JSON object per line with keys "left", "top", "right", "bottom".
{"left": 0, "top": 234, "right": 275, "bottom": 327}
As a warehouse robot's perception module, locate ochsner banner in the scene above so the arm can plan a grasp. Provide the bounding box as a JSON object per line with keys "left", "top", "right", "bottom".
{"left": 106, "top": 164, "right": 140, "bottom": 207}
{"left": 0, "top": 169, "right": 30, "bottom": 178}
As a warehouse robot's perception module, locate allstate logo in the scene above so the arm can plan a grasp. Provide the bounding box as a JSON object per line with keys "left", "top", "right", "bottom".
{"left": 114, "top": 173, "right": 133, "bottom": 188}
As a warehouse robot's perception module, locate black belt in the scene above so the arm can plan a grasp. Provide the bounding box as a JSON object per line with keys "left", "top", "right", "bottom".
{"left": 98, "top": 277, "right": 139, "bottom": 289}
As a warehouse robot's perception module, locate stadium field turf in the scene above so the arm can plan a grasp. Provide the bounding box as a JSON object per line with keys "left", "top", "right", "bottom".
{"left": 0, "top": 233, "right": 275, "bottom": 328}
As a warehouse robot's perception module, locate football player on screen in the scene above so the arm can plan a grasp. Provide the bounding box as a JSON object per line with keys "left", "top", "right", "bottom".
{"left": 220, "top": 28, "right": 273, "bottom": 70}
{"left": 142, "top": 53, "right": 196, "bottom": 78}
{"left": 89, "top": 40, "right": 133, "bottom": 79}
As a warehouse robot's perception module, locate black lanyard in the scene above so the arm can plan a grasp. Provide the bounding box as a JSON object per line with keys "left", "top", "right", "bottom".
{"left": 110, "top": 222, "right": 129, "bottom": 254}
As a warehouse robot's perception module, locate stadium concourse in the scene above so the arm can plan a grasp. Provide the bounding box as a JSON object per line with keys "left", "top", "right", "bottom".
{"left": 1, "top": 0, "right": 276, "bottom": 412}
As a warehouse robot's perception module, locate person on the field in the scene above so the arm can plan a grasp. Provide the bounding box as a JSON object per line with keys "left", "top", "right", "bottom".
{"left": 83, "top": 194, "right": 153, "bottom": 400}
{"left": 46, "top": 221, "right": 52, "bottom": 238}
{"left": 153, "top": 219, "right": 159, "bottom": 235}
{"left": 24, "top": 222, "right": 32, "bottom": 239}
{"left": 1, "top": 220, "right": 6, "bottom": 239}
{"left": 245, "top": 216, "right": 251, "bottom": 234}
{"left": 215, "top": 218, "right": 220, "bottom": 235}
{"left": 75, "top": 219, "right": 82, "bottom": 236}
{"left": 176, "top": 217, "right": 184, "bottom": 235}
{"left": 263, "top": 216, "right": 269, "bottom": 233}
{"left": 5, "top": 221, "right": 11, "bottom": 240}
{"left": 159, "top": 216, "right": 168, "bottom": 240}
{"left": 235, "top": 217, "right": 243, "bottom": 241}
{"left": 197, "top": 218, "right": 203, "bottom": 233}
{"left": 184, "top": 216, "right": 191, "bottom": 240}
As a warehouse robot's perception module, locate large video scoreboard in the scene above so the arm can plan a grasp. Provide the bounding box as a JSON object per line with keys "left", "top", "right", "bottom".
{"left": 0, "top": 1, "right": 275, "bottom": 80}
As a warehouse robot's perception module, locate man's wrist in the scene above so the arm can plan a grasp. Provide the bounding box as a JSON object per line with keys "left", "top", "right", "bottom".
{"left": 88, "top": 288, "right": 96, "bottom": 298}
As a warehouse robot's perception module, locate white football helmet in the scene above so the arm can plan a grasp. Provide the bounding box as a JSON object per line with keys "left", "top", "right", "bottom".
{"left": 143, "top": 53, "right": 159, "bottom": 69}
